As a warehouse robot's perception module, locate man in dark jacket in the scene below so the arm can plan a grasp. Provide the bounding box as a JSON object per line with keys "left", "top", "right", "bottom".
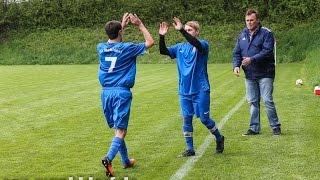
{"left": 232, "top": 9, "right": 281, "bottom": 136}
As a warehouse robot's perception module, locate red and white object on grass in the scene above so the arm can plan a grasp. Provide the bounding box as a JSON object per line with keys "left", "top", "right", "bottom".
{"left": 314, "top": 86, "right": 320, "bottom": 96}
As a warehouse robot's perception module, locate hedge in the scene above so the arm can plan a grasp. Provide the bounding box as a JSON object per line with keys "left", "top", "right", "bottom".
{"left": 1, "top": 0, "right": 320, "bottom": 31}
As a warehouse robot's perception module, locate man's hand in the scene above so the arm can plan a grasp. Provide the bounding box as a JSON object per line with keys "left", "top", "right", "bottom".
{"left": 233, "top": 67, "right": 240, "bottom": 77}
{"left": 121, "top": 12, "right": 130, "bottom": 29}
{"left": 159, "top": 22, "right": 169, "bottom": 35}
{"left": 241, "top": 57, "right": 252, "bottom": 66}
{"left": 172, "top": 17, "right": 183, "bottom": 31}
{"left": 129, "top": 13, "right": 142, "bottom": 27}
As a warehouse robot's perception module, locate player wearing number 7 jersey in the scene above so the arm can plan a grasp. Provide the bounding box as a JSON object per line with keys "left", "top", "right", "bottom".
{"left": 97, "top": 13, "right": 154, "bottom": 177}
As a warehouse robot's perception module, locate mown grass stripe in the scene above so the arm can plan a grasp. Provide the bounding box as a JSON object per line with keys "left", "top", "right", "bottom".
{"left": 170, "top": 96, "right": 246, "bottom": 180}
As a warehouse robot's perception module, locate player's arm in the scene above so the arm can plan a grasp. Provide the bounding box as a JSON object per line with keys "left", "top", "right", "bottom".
{"left": 159, "top": 35, "right": 170, "bottom": 55}
{"left": 121, "top": 12, "right": 130, "bottom": 30}
{"left": 130, "top": 14, "right": 154, "bottom": 49}
{"left": 159, "top": 22, "right": 170, "bottom": 56}
{"left": 179, "top": 28, "right": 205, "bottom": 54}
{"left": 172, "top": 17, "right": 205, "bottom": 54}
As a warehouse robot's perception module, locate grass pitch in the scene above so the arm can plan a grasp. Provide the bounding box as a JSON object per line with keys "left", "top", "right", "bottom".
{"left": 0, "top": 64, "right": 319, "bottom": 179}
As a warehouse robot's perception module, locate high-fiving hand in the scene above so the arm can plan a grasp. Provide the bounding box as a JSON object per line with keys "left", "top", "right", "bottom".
{"left": 129, "top": 13, "right": 142, "bottom": 26}
{"left": 121, "top": 13, "right": 130, "bottom": 29}
{"left": 159, "top": 22, "right": 169, "bottom": 35}
{"left": 172, "top": 17, "right": 183, "bottom": 30}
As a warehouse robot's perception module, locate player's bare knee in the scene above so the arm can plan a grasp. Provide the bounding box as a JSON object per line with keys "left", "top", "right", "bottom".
{"left": 115, "top": 128, "right": 127, "bottom": 138}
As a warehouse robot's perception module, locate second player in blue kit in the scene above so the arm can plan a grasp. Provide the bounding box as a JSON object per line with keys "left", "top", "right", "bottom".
{"left": 159, "top": 17, "right": 225, "bottom": 156}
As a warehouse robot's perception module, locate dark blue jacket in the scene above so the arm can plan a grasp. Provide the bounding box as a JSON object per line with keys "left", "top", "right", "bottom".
{"left": 232, "top": 25, "right": 275, "bottom": 80}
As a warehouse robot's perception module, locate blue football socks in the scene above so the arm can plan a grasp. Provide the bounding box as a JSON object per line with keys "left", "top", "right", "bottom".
{"left": 106, "top": 137, "right": 123, "bottom": 161}
{"left": 212, "top": 128, "right": 222, "bottom": 142}
{"left": 185, "top": 135, "right": 194, "bottom": 150}
{"left": 204, "top": 118, "right": 222, "bottom": 142}
{"left": 183, "top": 116, "right": 194, "bottom": 151}
{"left": 119, "top": 140, "right": 130, "bottom": 165}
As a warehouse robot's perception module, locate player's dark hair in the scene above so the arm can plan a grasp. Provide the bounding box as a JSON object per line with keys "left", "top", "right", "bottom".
{"left": 246, "top": 8, "right": 260, "bottom": 20}
{"left": 105, "top": 20, "right": 122, "bottom": 40}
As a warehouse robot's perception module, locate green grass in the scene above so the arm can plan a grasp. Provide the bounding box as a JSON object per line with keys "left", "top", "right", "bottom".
{"left": 0, "top": 28, "right": 102, "bottom": 65}
{"left": 304, "top": 48, "right": 320, "bottom": 87}
{"left": 0, "top": 63, "right": 319, "bottom": 179}
{"left": 1, "top": 20, "right": 319, "bottom": 65}
{"left": 0, "top": 24, "right": 242, "bottom": 65}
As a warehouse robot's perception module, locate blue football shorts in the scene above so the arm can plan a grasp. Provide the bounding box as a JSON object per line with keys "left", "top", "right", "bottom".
{"left": 101, "top": 87, "right": 132, "bottom": 129}
{"left": 179, "top": 90, "right": 211, "bottom": 118}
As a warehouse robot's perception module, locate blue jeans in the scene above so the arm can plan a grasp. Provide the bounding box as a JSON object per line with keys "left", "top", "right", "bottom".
{"left": 245, "top": 78, "right": 281, "bottom": 132}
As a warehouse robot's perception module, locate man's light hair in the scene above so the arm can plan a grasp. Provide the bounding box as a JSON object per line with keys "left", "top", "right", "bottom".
{"left": 185, "top": 21, "right": 200, "bottom": 32}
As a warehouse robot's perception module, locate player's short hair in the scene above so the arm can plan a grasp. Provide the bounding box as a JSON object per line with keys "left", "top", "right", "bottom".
{"left": 246, "top": 8, "right": 260, "bottom": 20}
{"left": 105, "top": 20, "right": 122, "bottom": 39}
{"left": 185, "top": 21, "right": 200, "bottom": 32}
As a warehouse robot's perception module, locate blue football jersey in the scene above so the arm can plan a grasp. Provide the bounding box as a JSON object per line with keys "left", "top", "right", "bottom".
{"left": 97, "top": 42, "right": 146, "bottom": 88}
{"left": 168, "top": 40, "right": 210, "bottom": 95}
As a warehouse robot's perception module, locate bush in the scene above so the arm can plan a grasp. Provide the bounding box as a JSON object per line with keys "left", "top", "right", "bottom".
{"left": 1, "top": 0, "right": 320, "bottom": 31}
{"left": 305, "top": 49, "right": 320, "bottom": 87}
{"left": 275, "top": 21, "right": 320, "bottom": 62}
{"left": 1, "top": 21, "right": 318, "bottom": 65}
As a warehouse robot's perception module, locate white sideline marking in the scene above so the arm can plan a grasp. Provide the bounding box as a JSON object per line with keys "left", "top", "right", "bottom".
{"left": 170, "top": 97, "right": 246, "bottom": 180}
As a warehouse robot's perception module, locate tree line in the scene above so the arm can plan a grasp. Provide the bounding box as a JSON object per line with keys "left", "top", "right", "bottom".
{"left": 1, "top": 0, "right": 320, "bottom": 32}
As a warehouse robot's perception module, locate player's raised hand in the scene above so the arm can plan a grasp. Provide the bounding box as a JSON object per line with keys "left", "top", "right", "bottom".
{"left": 121, "top": 12, "right": 130, "bottom": 29}
{"left": 159, "top": 22, "right": 169, "bottom": 35}
{"left": 172, "top": 17, "right": 183, "bottom": 30}
{"left": 130, "top": 13, "right": 142, "bottom": 27}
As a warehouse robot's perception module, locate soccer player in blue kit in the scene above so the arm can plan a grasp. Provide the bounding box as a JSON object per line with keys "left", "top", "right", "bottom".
{"left": 97, "top": 13, "right": 154, "bottom": 177}
{"left": 159, "top": 17, "right": 225, "bottom": 156}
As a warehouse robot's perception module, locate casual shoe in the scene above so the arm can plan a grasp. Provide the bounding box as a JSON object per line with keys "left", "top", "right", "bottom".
{"left": 216, "top": 136, "right": 225, "bottom": 154}
{"left": 273, "top": 127, "right": 281, "bottom": 135}
{"left": 101, "top": 158, "right": 114, "bottom": 177}
{"left": 123, "top": 158, "right": 136, "bottom": 169}
{"left": 242, "top": 129, "right": 259, "bottom": 136}
{"left": 179, "top": 149, "right": 195, "bottom": 157}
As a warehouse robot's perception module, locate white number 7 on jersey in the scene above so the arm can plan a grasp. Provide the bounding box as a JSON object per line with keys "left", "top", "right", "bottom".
{"left": 105, "top": 57, "right": 117, "bottom": 73}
